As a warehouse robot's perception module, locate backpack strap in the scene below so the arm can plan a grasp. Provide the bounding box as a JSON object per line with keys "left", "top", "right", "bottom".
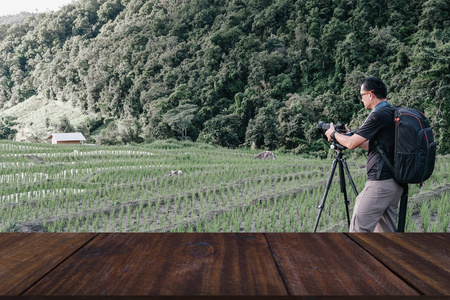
{"left": 376, "top": 154, "right": 384, "bottom": 180}
{"left": 374, "top": 105, "right": 396, "bottom": 180}
{"left": 374, "top": 141, "right": 396, "bottom": 180}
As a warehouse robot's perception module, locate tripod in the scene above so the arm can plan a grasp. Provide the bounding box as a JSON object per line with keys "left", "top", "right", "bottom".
{"left": 313, "top": 146, "right": 359, "bottom": 232}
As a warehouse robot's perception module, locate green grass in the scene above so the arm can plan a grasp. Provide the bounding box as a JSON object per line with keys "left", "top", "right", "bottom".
{"left": 0, "top": 139, "right": 449, "bottom": 233}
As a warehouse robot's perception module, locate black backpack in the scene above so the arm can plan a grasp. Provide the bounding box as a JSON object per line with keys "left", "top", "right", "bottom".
{"left": 376, "top": 106, "right": 436, "bottom": 232}
{"left": 377, "top": 106, "right": 436, "bottom": 184}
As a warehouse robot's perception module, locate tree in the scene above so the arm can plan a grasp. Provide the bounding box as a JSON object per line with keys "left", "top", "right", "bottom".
{"left": 277, "top": 93, "right": 313, "bottom": 149}
{"left": 98, "top": 0, "right": 125, "bottom": 23}
{"left": 163, "top": 104, "right": 199, "bottom": 140}
{"left": 244, "top": 103, "right": 280, "bottom": 150}
{"left": 58, "top": 116, "right": 75, "bottom": 133}
{"left": 0, "top": 116, "right": 17, "bottom": 140}
{"left": 94, "top": 118, "right": 141, "bottom": 145}
{"left": 197, "top": 113, "right": 241, "bottom": 147}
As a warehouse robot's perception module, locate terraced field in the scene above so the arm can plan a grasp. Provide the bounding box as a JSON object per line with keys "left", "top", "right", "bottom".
{"left": 0, "top": 140, "right": 448, "bottom": 232}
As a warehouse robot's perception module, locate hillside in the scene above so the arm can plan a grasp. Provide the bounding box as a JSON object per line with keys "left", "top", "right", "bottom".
{"left": 0, "top": 0, "right": 449, "bottom": 154}
{"left": 0, "top": 12, "right": 36, "bottom": 25}
{"left": 1, "top": 95, "right": 94, "bottom": 142}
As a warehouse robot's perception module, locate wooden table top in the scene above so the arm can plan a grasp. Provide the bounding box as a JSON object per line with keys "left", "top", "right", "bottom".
{"left": 0, "top": 233, "right": 448, "bottom": 298}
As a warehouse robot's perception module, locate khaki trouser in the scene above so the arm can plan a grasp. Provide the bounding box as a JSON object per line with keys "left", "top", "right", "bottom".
{"left": 350, "top": 179, "right": 404, "bottom": 233}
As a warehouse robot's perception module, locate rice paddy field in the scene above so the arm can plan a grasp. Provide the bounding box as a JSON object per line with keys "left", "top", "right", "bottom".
{"left": 1, "top": 139, "right": 449, "bottom": 233}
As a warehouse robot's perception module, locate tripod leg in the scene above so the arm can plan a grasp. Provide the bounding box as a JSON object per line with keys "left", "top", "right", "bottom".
{"left": 338, "top": 160, "right": 351, "bottom": 227}
{"left": 397, "top": 184, "right": 409, "bottom": 232}
{"left": 341, "top": 157, "right": 359, "bottom": 197}
{"left": 313, "top": 158, "right": 338, "bottom": 232}
{"left": 341, "top": 158, "right": 359, "bottom": 229}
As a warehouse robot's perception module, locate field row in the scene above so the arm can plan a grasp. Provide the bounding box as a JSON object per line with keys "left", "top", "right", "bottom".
{"left": 0, "top": 140, "right": 449, "bottom": 233}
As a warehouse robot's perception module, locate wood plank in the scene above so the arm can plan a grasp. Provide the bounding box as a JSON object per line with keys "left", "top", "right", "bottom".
{"left": 0, "top": 233, "right": 96, "bottom": 295}
{"left": 265, "top": 233, "right": 419, "bottom": 296}
{"left": 347, "top": 233, "right": 450, "bottom": 295}
{"left": 25, "top": 233, "right": 288, "bottom": 296}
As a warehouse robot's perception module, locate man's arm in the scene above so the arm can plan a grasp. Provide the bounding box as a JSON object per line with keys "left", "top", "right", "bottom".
{"left": 358, "top": 140, "right": 369, "bottom": 150}
{"left": 325, "top": 123, "right": 368, "bottom": 150}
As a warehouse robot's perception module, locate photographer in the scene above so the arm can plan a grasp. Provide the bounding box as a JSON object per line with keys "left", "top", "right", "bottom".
{"left": 324, "top": 76, "right": 403, "bottom": 232}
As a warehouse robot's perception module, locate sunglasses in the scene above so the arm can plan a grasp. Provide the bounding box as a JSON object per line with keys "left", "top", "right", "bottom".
{"left": 361, "top": 90, "right": 374, "bottom": 98}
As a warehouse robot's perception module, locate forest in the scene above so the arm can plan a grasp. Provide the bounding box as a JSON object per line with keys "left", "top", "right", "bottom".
{"left": 0, "top": 0, "right": 449, "bottom": 155}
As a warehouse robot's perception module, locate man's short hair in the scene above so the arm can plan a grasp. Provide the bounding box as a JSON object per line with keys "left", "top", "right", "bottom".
{"left": 361, "top": 76, "right": 387, "bottom": 99}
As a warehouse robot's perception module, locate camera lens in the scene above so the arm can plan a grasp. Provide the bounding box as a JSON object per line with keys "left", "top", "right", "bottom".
{"left": 317, "top": 121, "right": 330, "bottom": 133}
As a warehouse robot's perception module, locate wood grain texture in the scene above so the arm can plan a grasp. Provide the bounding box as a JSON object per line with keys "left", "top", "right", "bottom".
{"left": 0, "top": 233, "right": 96, "bottom": 295}
{"left": 265, "top": 233, "right": 419, "bottom": 296}
{"left": 25, "top": 233, "right": 288, "bottom": 296}
{"left": 347, "top": 233, "right": 450, "bottom": 295}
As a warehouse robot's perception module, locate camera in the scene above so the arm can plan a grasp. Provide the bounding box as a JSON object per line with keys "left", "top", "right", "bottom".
{"left": 317, "top": 121, "right": 347, "bottom": 134}
{"left": 317, "top": 121, "right": 354, "bottom": 150}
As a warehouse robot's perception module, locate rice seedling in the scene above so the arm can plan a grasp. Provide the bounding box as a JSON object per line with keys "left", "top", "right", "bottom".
{"left": 420, "top": 201, "right": 431, "bottom": 232}
{"left": 1, "top": 140, "right": 449, "bottom": 233}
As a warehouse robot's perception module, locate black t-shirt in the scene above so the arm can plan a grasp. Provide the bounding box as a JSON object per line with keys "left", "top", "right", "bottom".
{"left": 355, "top": 106, "right": 395, "bottom": 181}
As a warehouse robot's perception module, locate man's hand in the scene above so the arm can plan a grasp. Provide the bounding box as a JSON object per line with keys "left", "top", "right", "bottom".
{"left": 324, "top": 123, "right": 336, "bottom": 142}
{"left": 324, "top": 123, "right": 367, "bottom": 150}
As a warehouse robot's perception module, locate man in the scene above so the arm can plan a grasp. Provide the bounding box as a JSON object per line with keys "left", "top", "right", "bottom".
{"left": 324, "top": 76, "right": 403, "bottom": 232}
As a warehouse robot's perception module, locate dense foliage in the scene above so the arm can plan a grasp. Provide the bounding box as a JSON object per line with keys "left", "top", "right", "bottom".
{"left": 0, "top": 0, "right": 449, "bottom": 154}
{"left": 0, "top": 12, "right": 36, "bottom": 25}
